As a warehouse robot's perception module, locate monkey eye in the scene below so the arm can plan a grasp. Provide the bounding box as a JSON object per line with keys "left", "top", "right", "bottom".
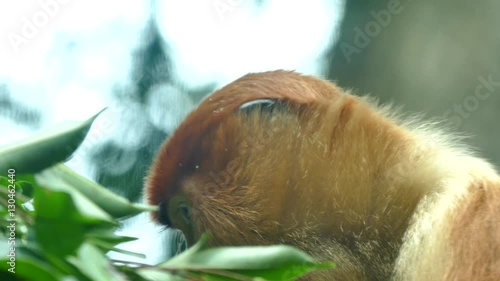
{"left": 239, "top": 99, "right": 279, "bottom": 113}
{"left": 178, "top": 202, "right": 192, "bottom": 224}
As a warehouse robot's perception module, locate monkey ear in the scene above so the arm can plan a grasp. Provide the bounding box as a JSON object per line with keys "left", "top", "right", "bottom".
{"left": 238, "top": 99, "right": 285, "bottom": 114}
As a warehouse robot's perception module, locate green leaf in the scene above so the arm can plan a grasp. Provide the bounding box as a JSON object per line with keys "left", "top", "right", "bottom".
{"left": 33, "top": 177, "right": 113, "bottom": 223}
{"left": 162, "top": 234, "right": 334, "bottom": 280}
{"left": 36, "top": 164, "right": 156, "bottom": 218}
{"left": 33, "top": 187, "right": 114, "bottom": 257}
{"left": 35, "top": 217, "right": 85, "bottom": 258}
{"left": 113, "top": 265, "right": 149, "bottom": 281}
{"left": 17, "top": 180, "right": 35, "bottom": 198}
{"left": 0, "top": 257, "right": 61, "bottom": 281}
{"left": 87, "top": 229, "right": 144, "bottom": 258}
{"left": 33, "top": 188, "right": 87, "bottom": 257}
{"left": 168, "top": 246, "right": 333, "bottom": 280}
{"left": 136, "top": 268, "right": 186, "bottom": 281}
{"left": 0, "top": 109, "right": 104, "bottom": 174}
{"left": 0, "top": 245, "right": 73, "bottom": 281}
{"left": 87, "top": 228, "right": 137, "bottom": 246}
{"left": 68, "top": 243, "right": 128, "bottom": 281}
{"left": 231, "top": 264, "right": 334, "bottom": 281}
{"left": 170, "top": 245, "right": 318, "bottom": 269}
{"left": 99, "top": 241, "right": 146, "bottom": 259}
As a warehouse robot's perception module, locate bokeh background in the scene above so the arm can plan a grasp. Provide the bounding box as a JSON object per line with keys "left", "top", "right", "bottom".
{"left": 1, "top": 0, "right": 499, "bottom": 264}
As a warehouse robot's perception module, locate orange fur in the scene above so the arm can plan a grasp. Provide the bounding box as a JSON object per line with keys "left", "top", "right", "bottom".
{"left": 146, "top": 70, "right": 500, "bottom": 280}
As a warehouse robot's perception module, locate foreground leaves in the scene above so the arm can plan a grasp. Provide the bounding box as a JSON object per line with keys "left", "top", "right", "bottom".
{"left": 36, "top": 164, "right": 155, "bottom": 219}
{"left": 139, "top": 234, "right": 334, "bottom": 281}
{"left": 0, "top": 109, "right": 105, "bottom": 174}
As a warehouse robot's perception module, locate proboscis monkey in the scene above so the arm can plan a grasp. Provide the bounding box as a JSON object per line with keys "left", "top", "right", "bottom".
{"left": 146, "top": 70, "right": 500, "bottom": 281}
